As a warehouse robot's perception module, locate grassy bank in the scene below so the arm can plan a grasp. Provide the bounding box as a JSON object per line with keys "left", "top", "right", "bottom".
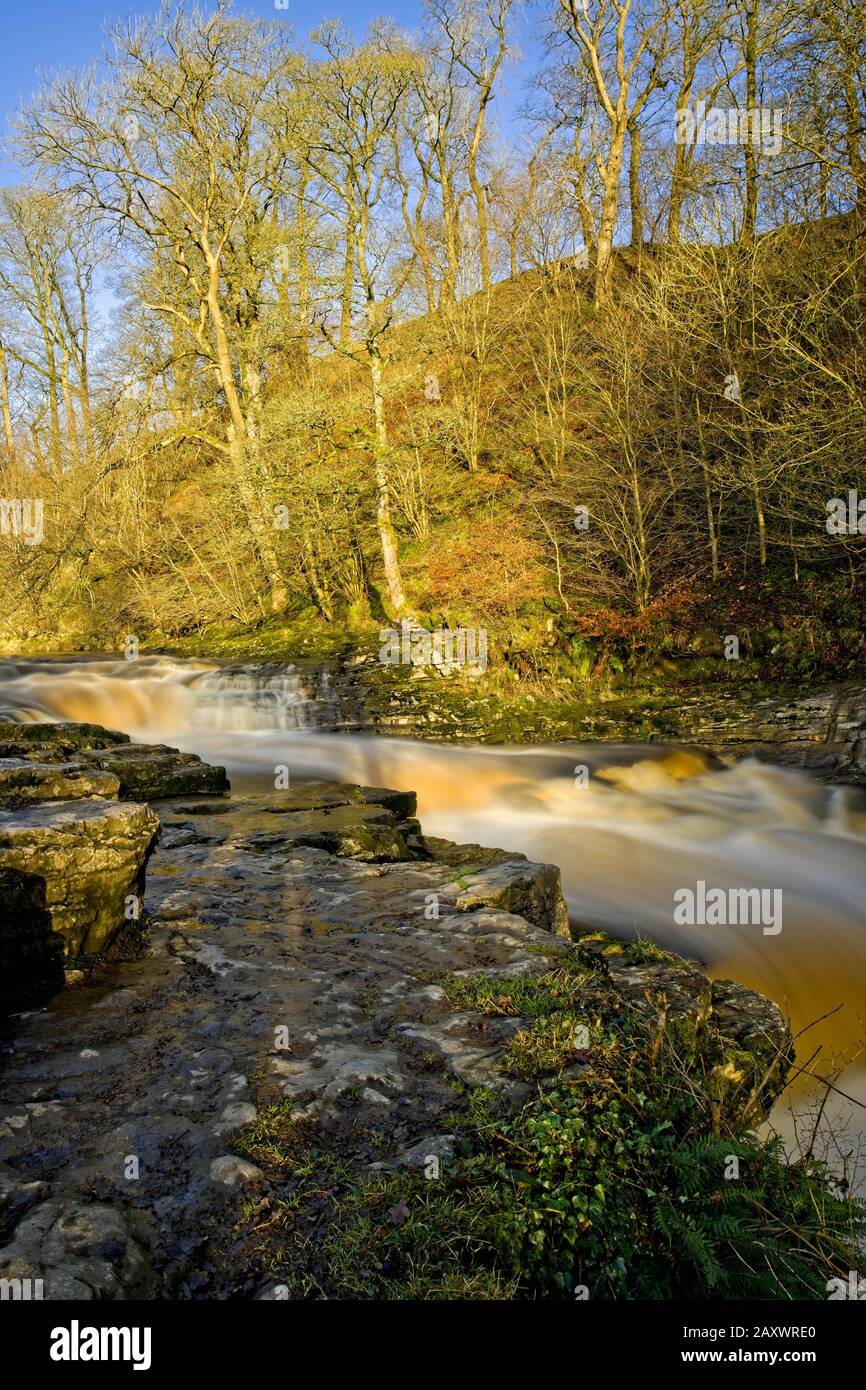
{"left": 227, "top": 933, "right": 865, "bottom": 1300}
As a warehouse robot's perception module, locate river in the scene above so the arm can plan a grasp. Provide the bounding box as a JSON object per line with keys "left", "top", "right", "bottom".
{"left": 3, "top": 652, "right": 865, "bottom": 1176}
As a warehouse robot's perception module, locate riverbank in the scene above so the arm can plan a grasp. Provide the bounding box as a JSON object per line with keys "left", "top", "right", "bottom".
{"left": 4, "top": 635, "right": 866, "bottom": 781}
{"left": 2, "top": 725, "right": 862, "bottom": 1299}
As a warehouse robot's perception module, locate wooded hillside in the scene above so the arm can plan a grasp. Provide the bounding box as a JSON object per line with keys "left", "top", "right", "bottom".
{"left": 0, "top": 0, "right": 863, "bottom": 681}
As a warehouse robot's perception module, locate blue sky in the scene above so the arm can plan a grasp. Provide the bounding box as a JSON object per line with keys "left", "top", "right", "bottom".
{"left": 0, "top": 0, "right": 542, "bottom": 332}
{"left": 0, "top": 0, "right": 541, "bottom": 184}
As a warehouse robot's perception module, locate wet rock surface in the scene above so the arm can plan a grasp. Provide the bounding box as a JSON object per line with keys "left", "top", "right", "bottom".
{"left": 0, "top": 778, "right": 791, "bottom": 1300}
{"left": 0, "top": 721, "right": 228, "bottom": 800}
{"left": 0, "top": 722, "right": 131, "bottom": 756}
{"left": 85, "top": 745, "right": 228, "bottom": 799}
{"left": 0, "top": 722, "right": 229, "bottom": 996}
{"left": 0, "top": 800, "right": 160, "bottom": 967}
{"left": 0, "top": 760, "right": 120, "bottom": 807}
{"left": 691, "top": 687, "right": 866, "bottom": 782}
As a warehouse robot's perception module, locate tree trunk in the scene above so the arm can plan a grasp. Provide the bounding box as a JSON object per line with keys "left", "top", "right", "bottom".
{"left": 752, "top": 477, "right": 767, "bottom": 568}
{"left": 340, "top": 212, "right": 356, "bottom": 348}
{"left": 228, "top": 427, "right": 288, "bottom": 612}
{"left": 628, "top": 117, "right": 644, "bottom": 253}
{"left": 205, "top": 260, "right": 286, "bottom": 611}
{"left": 668, "top": 82, "right": 692, "bottom": 244}
{"left": 595, "top": 116, "right": 628, "bottom": 307}
{"left": 843, "top": 69, "right": 866, "bottom": 216}
{"left": 740, "top": 0, "right": 759, "bottom": 244}
{"left": 302, "top": 527, "right": 333, "bottom": 620}
{"left": 467, "top": 94, "right": 492, "bottom": 292}
{"left": 78, "top": 280, "right": 95, "bottom": 460}
{"left": 0, "top": 345, "right": 15, "bottom": 460}
{"left": 467, "top": 155, "right": 491, "bottom": 292}
{"left": 45, "top": 341, "right": 62, "bottom": 472}
{"left": 628, "top": 454, "right": 651, "bottom": 609}
{"left": 296, "top": 182, "right": 310, "bottom": 356}
{"left": 694, "top": 398, "right": 719, "bottom": 580}
{"left": 367, "top": 337, "right": 408, "bottom": 617}
{"left": 61, "top": 352, "right": 80, "bottom": 465}
{"left": 439, "top": 165, "right": 460, "bottom": 302}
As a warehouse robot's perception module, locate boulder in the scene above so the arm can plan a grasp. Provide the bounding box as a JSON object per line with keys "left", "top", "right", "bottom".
{"left": 710, "top": 977, "right": 794, "bottom": 1112}
{"left": 0, "top": 759, "right": 119, "bottom": 806}
{"left": 86, "top": 745, "right": 228, "bottom": 799}
{"left": 448, "top": 859, "right": 570, "bottom": 938}
{"left": 242, "top": 803, "right": 412, "bottom": 862}
{"left": 0, "top": 799, "right": 160, "bottom": 966}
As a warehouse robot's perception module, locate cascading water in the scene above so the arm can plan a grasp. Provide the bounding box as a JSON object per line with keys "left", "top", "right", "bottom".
{"left": 0, "top": 655, "right": 322, "bottom": 733}
{"left": 3, "top": 653, "right": 866, "bottom": 1166}
{"left": 182, "top": 664, "right": 322, "bottom": 732}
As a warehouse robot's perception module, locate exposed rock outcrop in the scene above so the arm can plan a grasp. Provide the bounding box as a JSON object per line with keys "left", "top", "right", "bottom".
{"left": 243, "top": 650, "right": 866, "bottom": 781}
{"left": 0, "top": 772, "right": 793, "bottom": 1299}
{"left": 85, "top": 744, "right": 228, "bottom": 799}
{"left": 0, "top": 722, "right": 232, "bottom": 996}
{"left": 0, "top": 721, "right": 229, "bottom": 800}
{"left": 0, "top": 759, "right": 119, "bottom": 807}
{"left": 0, "top": 799, "right": 160, "bottom": 973}
{"left": 676, "top": 685, "right": 866, "bottom": 782}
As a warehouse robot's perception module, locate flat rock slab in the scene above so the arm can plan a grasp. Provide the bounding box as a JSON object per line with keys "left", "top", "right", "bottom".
{"left": 87, "top": 746, "right": 228, "bottom": 799}
{"left": 0, "top": 722, "right": 131, "bottom": 756}
{"left": 0, "top": 721, "right": 228, "bottom": 801}
{"left": 0, "top": 759, "right": 120, "bottom": 806}
{"left": 265, "top": 781, "right": 417, "bottom": 819}
{"left": 413, "top": 835, "right": 527, "bottom": 867}
{"left": 241, "top": 803, "right": 412, "bottom": 862}
{"left": 0, "top": 781, "right": 576, "bottom": 1297}
{"left": 0, "top": 799, "right": 160, "bottom": 963}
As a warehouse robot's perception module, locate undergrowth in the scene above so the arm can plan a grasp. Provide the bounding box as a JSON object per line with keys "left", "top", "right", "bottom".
{"left": 230, "top": 947, "right": 866, "bottom": 1300}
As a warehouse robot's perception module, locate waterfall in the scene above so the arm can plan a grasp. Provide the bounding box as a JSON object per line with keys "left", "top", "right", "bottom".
{"left": 0, "top": 654, "right": 325, "bottom": 734}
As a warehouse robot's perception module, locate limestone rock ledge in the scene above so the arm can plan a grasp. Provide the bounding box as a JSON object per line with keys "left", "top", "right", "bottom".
{"left": 0, "top": 759, "right": 120, "bottom": 805}
{"left": 0, "top": 800, "right": 160, "bottom": 984}
{"left": 0, "top": 720, "right": 228, "bottom": 802}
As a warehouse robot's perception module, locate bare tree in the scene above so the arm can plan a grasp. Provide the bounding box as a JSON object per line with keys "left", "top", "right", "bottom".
{"left": 18, "top": 1, "right": 299, "bottom": 611}
{"left": 426, "top": 0, "right": 517, "bottom": 293}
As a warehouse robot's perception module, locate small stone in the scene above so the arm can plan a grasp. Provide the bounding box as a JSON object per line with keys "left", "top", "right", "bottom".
{"left": 214, "top": 1102, "right": 257, "bottom": 1134}
{"left": 209, "top": 1155, "right": 264, "bottom": 1187}
{"left": 394, "top": 1134, "right": 457, "bottom": 1169}
{"left": 360, "top": 1088, "right": 391, "bottom": 1105}
{"left": 0, "top": 1114, "right": 28, "bottom": 1136}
